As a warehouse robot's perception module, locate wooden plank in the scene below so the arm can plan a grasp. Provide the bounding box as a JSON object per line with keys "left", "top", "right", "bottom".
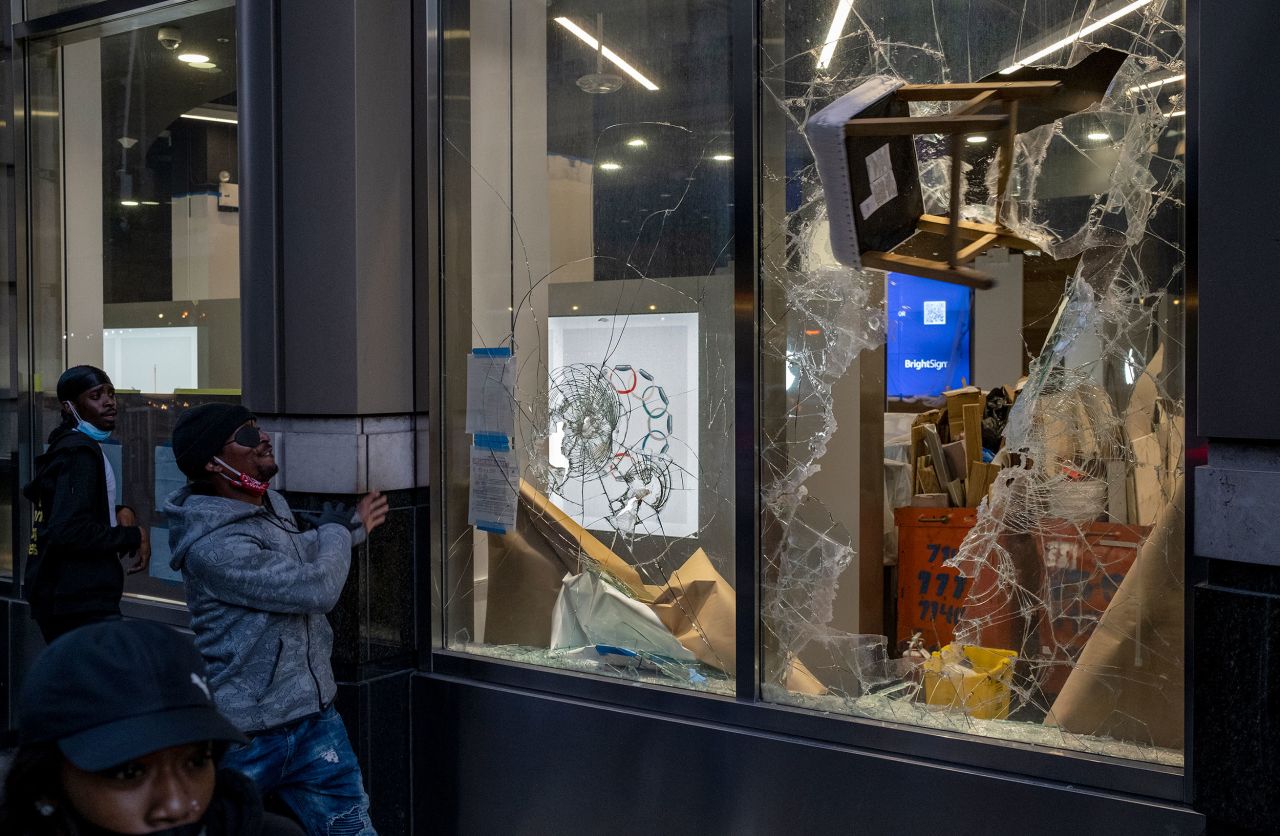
{"left": 896, "top": 81, "right": 1062, "bottom": 101}
{"left": 860, "top": 251, "right": 995, "bottom": 290}
{"left": 966, "top": 461, "right": 985, "bottom": 508}
{"left": 910, "top": 424, "right": 927, "bottom": 475}
{"left": 918, "top": 460, "right": 942, "bottom": 495}
{"left": 997, "top": 98, "right": 1019, "bottom": 213}
{"left": 916, "top": 214, "right": 1040, "bottom": 251}
{"left": 963, "top": 402, "right": 984, "bottom": 465}
{"left": 844, "top": 114, "right": 1008, "bottom": 137}
{"left": 952, "top": 89, "right": 998, "bottom": 116}
{"left": 956, "top": 232, "right": 1000, "bottom": 263}
{"left": 947, "top": 132, "right": 964, "bottom": 266}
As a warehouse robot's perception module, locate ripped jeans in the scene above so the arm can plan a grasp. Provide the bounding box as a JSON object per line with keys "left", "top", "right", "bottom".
{"left": 221, "top": 705, "right": 377, "bottom": 836}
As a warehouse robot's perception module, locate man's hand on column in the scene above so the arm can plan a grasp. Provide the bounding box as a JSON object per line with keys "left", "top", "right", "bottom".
{"left": 356, "top": 490, "right": 390, "bottom": 535}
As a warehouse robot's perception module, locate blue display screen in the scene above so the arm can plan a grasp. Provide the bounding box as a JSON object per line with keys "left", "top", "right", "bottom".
{"left": 886, "top": 272, "right": 972, "bottom": 398}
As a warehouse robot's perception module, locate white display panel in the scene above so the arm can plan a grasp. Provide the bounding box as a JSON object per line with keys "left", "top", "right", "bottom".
{"left": 547, "top": 312, "right": 699, "bottom": 538}
{"left": 103, "top": 326, "right": 199, "bottom": 394}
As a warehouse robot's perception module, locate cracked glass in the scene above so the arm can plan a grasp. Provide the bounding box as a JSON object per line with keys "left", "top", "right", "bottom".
{"left": 440, "top": 1, "right": 738, "bottom": 693}
{"left": 438, "top": 0, "right": 1186, "bottom": 764}
{"left": 759, "top": 0, "right": 1185, "bottom": 762}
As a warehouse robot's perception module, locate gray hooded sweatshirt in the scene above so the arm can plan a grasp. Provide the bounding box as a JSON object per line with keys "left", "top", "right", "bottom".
{"left": 165, "top": 486, "right": 365, "bottom": 733}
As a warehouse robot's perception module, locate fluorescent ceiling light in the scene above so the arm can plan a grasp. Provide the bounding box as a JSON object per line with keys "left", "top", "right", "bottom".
{"left": 554, "top": 17, "right": 659, "bottom": 92}
{"left": 816, "top": 0, "right": 855, "bottom": 70}
{"left": 599, "top": 162, "right": 622, "bottom": 171}
{"left": 120, "top": 200, "right": 139, "bottom": 207}
{"left": 141, "top": 200, "right": 160, "bottom": 206}
{"left": 181, "top": 106, "right": 238, "bottom": 125}
{"left": 627, "top": 138, "right": 647, "bottom": 147}
{"left": 1127, "top": 73, "right": 1185, "bottom": 93}
{"left": 1086, "top": 131, "right": 1111, "bottom": 140}
{"left": 712, "top": 154, "right": 733, "bottom": 162}
{"left": 190, "top": 62, "right": 217, "bottom": 70}
{"left": 1000, "top": 0, "right": 1152, "bottom": 75}
{"left": 177, "top": 53, "right": 209, "bottom": 63}
{"left": 966, "top": 135, "right": 988, "bottom": 144}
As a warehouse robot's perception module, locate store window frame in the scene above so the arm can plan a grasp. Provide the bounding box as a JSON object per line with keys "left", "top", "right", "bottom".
{"left": 9, "top": 0, "right": 240, "bottom": 625}
{"left": 416, "top": 0, "right": 1196, "bottom": 808}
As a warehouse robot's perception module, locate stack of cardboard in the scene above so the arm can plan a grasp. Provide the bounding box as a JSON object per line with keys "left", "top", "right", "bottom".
{"left": 907, "top": 384, "right": 1015, "bottom": 509}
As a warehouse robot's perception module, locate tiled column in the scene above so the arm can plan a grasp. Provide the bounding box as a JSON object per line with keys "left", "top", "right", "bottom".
{"left": 258, "top": 415, "right": 425, "bottom": 836}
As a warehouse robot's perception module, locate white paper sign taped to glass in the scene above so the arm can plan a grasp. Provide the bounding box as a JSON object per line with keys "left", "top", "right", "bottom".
{"left": 468, "top": 433, "right": 518, "bottom": 534}
{"left": 465, "top": 347, "right": 516, "bottom": 437}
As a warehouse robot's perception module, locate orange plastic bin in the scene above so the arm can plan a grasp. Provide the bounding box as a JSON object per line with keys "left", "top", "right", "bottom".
{"left": 894, "top": 507, "right": 978, "bottom": 650}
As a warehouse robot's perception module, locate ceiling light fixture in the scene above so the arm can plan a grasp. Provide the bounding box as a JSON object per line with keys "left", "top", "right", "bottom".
{"left": 1126, "top": 73, "right": 1185, "bottom": 93}
{"left": 181, "top": 108, "right": 238, "bottom": 125}
{"left": 712, "top": 154, "right": 733, "bottom": 162}
{"left": 190, "top": 62, "right": 217, "bottom": 70}
{"left": 966, "top": 135, "right": 988, "bottom": 144}
{"left": 119, "top": 200, "right": 139, "bottom": 207}
{"left": 816, "top": 0, "right": 855, "bottom": 70}
{"left": 1000, "top": 0, "right": 1152, "bottom": 75}
{"left": 554, "top": 17, "right": 659, "bottom": 91}
{"left": 177, "top": 53, "right": 210, "bottom": 63}
{"left": 1087, "top": 131, "right": 1111, "bottom": 140}
{"left": 627, "top": 138, "right": 647, "bottom": 147}
{"left": 599, "top": 162, "right": 622, "bottom": 171}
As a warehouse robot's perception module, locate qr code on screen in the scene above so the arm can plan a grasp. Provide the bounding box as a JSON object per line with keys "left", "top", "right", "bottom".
{"left": 923, "top": 300, "right": 946, "bottom": 325}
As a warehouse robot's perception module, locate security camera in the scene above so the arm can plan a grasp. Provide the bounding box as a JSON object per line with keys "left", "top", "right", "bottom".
{"left": 157, "top": 27, "right": 182, "bottom": 51}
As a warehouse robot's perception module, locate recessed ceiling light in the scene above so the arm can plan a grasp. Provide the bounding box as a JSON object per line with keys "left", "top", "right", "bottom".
{"left": 1086, "top": 131, "right": 1111, "bottom": 141}
{"left": 191, "top": 62, "right": 217, "bottom": 70}
{"left": 966, "top": 135, "right": 988, "bottom": 144}
{"left": 626, "top": 138, "right": 647, "bottom": 147}
{"left": 177, "top": 53, "right": 210, "bottom": 63}
{"left": 1000, "top": 0, "right": 1152, "bottom": 74}
{"left": 817, "top": 0, "right": 856, "bottom": 70}
{"left": 599, "top": 162, "right": 622, "bottom": 171}
{"left": 181, "top": 111, "right": 238, "bottom": 125}
{"left": 553, "top": 18, "right": 659, "bottom": 91}
{"left": 712, "top": 154, "right": 733, "bottom": 162}
{"left": 1127, "top": 73, "right": 1185, "bottom": 93}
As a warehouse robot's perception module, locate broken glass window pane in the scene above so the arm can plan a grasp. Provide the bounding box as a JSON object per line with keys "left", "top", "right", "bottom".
{"left": 759, "top": 0, "right": 1185, "bottom": 764}
{"left": 439, "top": 0, "right": 739, "bottom": 693}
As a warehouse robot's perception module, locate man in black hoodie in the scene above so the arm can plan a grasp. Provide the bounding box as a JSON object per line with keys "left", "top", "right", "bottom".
{"left": 23, "top": 366, "right": 150, "bottom": 643}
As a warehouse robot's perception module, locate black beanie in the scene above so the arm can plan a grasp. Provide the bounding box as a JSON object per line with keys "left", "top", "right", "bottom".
{"left": 56, "top": 365, "right": 112, "bottom": 403}
{"left": 172, "top": 403, "right": 255, "bottom": 480}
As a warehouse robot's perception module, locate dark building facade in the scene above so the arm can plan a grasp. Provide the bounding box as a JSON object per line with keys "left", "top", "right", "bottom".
{"left": 0, "top": 1, "right": 1273, "bottom": 834}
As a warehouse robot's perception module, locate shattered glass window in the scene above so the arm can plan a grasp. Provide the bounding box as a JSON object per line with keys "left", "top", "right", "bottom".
{"left": 759, "top": 0, "right": 1185, "bottom": 763}
{"left": 439, "top": 1, "right": 739, "bottom": 693}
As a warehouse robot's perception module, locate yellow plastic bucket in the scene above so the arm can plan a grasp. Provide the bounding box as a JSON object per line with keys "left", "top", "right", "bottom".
{"left": 923, "top": 644, "right": 1017, "bottom": 720}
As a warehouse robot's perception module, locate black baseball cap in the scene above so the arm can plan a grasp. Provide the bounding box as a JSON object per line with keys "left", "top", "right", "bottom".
{"left": 16, "top": 620, "right": 247, "bottom": 771}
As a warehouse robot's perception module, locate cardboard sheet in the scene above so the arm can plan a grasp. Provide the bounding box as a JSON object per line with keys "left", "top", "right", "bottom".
{"left": 1046, "top": 480, "right": 1184, "bottom": 749}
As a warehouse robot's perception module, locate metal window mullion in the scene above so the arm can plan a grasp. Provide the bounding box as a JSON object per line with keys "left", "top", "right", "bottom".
{"left": 732, "top": 0, "right": 761, "bottom": 702}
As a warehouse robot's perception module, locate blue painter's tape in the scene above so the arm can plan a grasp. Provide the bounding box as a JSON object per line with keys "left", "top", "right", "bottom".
{"left": 474, "top": 433, "right": 510, "bottom": 451}
{"left": 472, "top": 347, "right": 512, "bottom": 357}
{"left": 476, "top": 522, "right": 507, "bottom": 534}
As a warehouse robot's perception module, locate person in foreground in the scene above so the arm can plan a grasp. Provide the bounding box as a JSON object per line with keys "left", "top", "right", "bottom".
{"left": 164, "top": 403, "right": 388, "bottom": 836}
{"left": 23, "top": 365, "right": 150, "bottom": 642}
{"left": 0, "top": 619, "right": 303, "bottom": 835}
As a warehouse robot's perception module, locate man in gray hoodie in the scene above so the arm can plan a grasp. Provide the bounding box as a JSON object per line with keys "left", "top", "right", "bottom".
{"left": 164, "top": 403, "right": 388, "bottom": 836}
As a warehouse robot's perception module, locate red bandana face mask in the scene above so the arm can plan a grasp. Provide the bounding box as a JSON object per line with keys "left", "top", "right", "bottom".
{"left": 212, "top": 457, "right": 269, "bottom": 497}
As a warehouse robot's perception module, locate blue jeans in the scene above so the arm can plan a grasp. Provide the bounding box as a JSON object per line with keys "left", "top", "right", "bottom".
{"left": 221, "top": 706, "right": 376, "bottom": 836}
